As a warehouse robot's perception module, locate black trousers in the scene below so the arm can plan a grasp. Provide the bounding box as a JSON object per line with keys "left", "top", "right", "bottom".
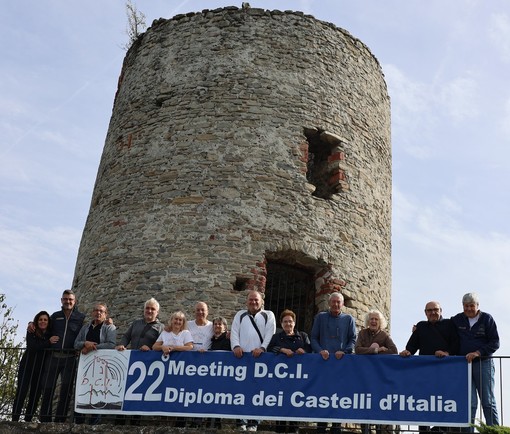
{"left": 40, "top": 355, "right": 77, "bottom": 423}
{"left": 12, "top": 366, "right": 43, "bottom": 422}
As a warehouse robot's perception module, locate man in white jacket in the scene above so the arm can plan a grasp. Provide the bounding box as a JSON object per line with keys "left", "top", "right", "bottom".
{"left": 230, "top": 290, "right": 276, "bottom": 432}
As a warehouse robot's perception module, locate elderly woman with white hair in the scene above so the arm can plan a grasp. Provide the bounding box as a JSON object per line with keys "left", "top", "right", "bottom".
{"left": 355, "top": 309, "right": 397, "bottom": 355}
{"left": 356, "top": 310, "right": 398, "bottom": 434}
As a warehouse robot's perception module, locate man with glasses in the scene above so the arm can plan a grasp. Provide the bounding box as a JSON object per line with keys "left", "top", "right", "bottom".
{"left": 40, "top": 289, "right": 86, "bottom": 422}
{"left": 74, "top": 302, "right": 116, "bottom": 424}
{"left": 399, "top": 301, "right": 459, "bottom": 434}
{"left": 399, "top": 301, "right": 459, "bottom": 358}
{"left": 74, "top": 303, "right": 116, "bottom": 354}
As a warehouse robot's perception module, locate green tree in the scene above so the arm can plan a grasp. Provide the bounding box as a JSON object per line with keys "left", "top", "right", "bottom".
{"left": 0, "top": 293, "right": 24, "bottom": 419}
{"left": 123, "top": 0, "right": 146, "bottom": 50}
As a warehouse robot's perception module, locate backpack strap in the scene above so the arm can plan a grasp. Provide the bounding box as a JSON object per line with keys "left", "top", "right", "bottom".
{"left": 240, "top": 311, "right": 267, "bottom": 344}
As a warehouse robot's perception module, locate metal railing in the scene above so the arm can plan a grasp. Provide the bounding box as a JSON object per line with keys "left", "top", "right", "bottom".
{"left": 1, "top": 347, "right": 508, "bottom": 430}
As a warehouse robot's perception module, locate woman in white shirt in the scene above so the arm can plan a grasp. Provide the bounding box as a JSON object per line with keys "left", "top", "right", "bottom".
{"left": 153, "top": 311, "right": 194, "bottom": 355}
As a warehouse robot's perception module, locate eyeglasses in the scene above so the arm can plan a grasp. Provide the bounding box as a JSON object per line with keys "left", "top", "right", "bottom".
{"left": 425, "top": 308, "right": 440, "bottom": 313}
{"left": 93, "top": 309, "right": 106, "bottom": 313}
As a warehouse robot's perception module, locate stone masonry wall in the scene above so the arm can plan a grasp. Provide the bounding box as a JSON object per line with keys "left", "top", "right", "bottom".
{"left": 71, "top": 6, "right": 391, "bottom": 336}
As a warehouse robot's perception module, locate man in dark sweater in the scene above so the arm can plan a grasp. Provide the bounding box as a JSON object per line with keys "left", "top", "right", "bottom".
{"left": 399, "top": 300, "right": 459, "bottom": 357}
{"left": 40, "top": 289, "right": 86, "bottom": 422}
{"left": 399, "top": 300, "right": 459, "bottom": 434}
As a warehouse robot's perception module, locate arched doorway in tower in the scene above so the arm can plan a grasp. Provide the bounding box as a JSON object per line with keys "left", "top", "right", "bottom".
{"left": 264, "top": 261, "right": 316, "bottom": 335}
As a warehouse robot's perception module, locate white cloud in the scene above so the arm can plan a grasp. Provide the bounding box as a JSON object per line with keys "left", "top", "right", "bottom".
{"left": 384, "top": 64, "right": 430, "bottom": 115}
{"left": 0, "top": 154, "right": 33, "bottom": 187}
{"left": 0, "top": 218, "right": 82, "bottom": 336}
{"left": 0, "top": 152, "right": 71, "bottom": 195}
{"left": 0, "top": 220, "right": 80, "bottom": 286}
{"left": 384, "top": 64, "right": 437, "bottom": 159}
{"left": 501, "top": 97, "right": 510, "bottom": 137}
{"left": 394, "top": 184, "right": 510, "bottom": 276}
{"left": 488, "top": 13, "right": 510, "bottom": 63}
{"left": 437, "top": 76, "right": 479, "bottom": 123}
{"left": 385, "top": 63, "right": 481, "bottom": 159}
{"left": 0, "top": 97, "right": 27, "bottom": 119}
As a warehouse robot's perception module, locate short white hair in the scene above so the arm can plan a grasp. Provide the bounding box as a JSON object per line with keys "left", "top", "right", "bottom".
{"left": 364, "top": 309, "right": 387, "bottom": 330}
{"left": 329, "top": 292, "right": 344, "bottom": 302}
{"left": 145, "top": 297, "right": 160, "bottom": 311}
{"left": 462, "top": 292, "right": 479, "bottom": 305}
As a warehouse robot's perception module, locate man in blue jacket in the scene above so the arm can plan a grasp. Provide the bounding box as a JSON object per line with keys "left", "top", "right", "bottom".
{"left": 40, "top": 289, "right": 86, "bottom": 423}
{"left": 311, "top": 292, "right": 356, "bottom": 359}
{"left": 451, "top": 292, "right": 499, "bottom": 428}
{"left": 311, "top": 292, "right": 356, "bottom": 433}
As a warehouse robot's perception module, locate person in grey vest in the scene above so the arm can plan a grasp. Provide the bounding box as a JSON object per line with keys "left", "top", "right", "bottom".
{"left": 115, "top": 297, "right": 163, "bottom": 426}
{"left": 74, "top": 302, "right": 116, "bottom": 424}
{"left": 115, "top": 297, "right": 163, "bottom": 351}
{"left": 74, "top": 302, "right": 116, "bottom": 354}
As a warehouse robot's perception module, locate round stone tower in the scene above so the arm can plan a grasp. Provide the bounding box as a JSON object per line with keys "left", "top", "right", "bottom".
{"left": 72, "top": 6, "right": 391, "bottom": 334}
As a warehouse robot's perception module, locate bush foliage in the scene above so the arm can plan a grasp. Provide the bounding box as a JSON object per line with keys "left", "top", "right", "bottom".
{"left": 0, "top": 293, "right": 24, "bottom": 419}
{"left": 474, "top": 421, "right": 510, "bottom": 434}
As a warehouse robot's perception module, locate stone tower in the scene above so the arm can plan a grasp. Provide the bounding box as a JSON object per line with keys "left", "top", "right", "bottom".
{"left": 72, "top": 6, "right": 391, "bottom": 334}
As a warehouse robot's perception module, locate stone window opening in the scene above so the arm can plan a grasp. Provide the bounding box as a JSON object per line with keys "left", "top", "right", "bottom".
{"left": 303, "top": 127, "right": 349, "bottom": 199}
{"left": 234, "top": 276, "right": 250, "bottom": 292}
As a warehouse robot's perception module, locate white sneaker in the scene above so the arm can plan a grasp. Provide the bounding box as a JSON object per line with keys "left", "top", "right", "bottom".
{"left": 239, "top": 425, "right": 247, "bottom": 431}
{"left": 247, "top": 426, "right": 258, "bottom": 432}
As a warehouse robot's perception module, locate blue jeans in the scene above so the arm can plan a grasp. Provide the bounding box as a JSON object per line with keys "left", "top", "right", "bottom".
{"left": 471, "top": 358, "right": 499, "bottom": 426}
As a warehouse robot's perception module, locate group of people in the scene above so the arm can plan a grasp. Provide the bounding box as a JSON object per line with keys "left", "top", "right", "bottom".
{"left": 399, "top": 294, "right": 500, "bottom": 432}
{"left": 12, "top": 288, "right": 500, "bottom": 434}
{"left": 12, "top": 291, "right": 114, "bottom": 424}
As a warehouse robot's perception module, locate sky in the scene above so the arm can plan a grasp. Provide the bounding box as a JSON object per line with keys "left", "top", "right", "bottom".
{"left": 1, "top": 0, "right": 510, "bottom": 425}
